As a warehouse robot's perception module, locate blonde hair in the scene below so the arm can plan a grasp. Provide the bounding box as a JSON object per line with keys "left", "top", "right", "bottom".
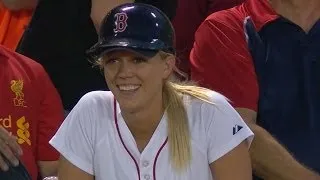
{"left": 159, "top": 52, "right": 213, "bottom": 171}
{"left": 97, "top": 51, "right": 213, "bottom": 171}
{"left": 163, "top": 81, "right": 213, "bottom": 170}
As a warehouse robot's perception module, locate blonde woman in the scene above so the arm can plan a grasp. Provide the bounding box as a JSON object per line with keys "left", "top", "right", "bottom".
{"left": 49, "top": 3, "right": 254, "bottom": 180}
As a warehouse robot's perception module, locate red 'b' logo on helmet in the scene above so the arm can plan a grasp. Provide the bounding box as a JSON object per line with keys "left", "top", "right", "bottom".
{"left": 114, "top": 12, "right": 128, "bottom": 33}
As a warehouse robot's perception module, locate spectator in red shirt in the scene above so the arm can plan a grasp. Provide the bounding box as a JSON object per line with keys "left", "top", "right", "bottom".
{"left": 0, "top": 45, "right": 64, "bottom": 180}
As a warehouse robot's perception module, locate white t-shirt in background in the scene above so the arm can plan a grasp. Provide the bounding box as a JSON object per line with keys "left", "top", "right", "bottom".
{"left": 49, "top": 90, "right": 254, "bottom": 180}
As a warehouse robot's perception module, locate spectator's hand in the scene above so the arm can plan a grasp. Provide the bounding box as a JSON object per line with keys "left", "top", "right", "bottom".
{"left": 0, "top": 126, "right": 23, "bottom": 171}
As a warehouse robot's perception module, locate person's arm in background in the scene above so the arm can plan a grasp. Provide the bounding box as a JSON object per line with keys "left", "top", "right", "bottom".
{"left": 34, "top": 64, "right": 64, "bottom": 178}
{"left": 0, "top": 0, "right": 37, "bottom": 10}
{"left": 190, "top": 16, "right": 320, "bottom": 180}
{"left": 90, "top": 0, "right": 133, "bottom": 31}
{"left": 237, "top": 108, "right": 320, "bottom": 180}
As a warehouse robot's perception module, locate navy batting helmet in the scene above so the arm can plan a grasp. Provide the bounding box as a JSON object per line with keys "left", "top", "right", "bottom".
{"left": 86, "top": 3, "right": 175, "bottom": 59}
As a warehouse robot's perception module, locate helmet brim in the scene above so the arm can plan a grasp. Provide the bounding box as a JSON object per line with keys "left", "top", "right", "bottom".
{"left": 86, "top": 37, "right": 168, "bottom": 59}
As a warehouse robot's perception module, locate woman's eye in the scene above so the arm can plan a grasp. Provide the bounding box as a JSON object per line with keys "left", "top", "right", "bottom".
{"left": 105, "top": 58, "right": 119, "bottom": 64}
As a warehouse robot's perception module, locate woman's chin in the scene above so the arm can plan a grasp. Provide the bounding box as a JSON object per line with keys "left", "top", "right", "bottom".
{"left": 118, "top": 100, "right": 141, "bottom": 113}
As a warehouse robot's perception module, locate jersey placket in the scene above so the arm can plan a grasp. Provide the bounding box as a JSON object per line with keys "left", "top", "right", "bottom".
{"left": 114, "top": 99, "right": 168, "bottom": 180}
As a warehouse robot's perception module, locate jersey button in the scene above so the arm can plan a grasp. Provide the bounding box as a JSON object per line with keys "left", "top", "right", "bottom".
{"left": 142, "top": 161, "right": 149, "bottom": 167}
{"left": 144, "top": 174, "right": 151, "bottom": 180}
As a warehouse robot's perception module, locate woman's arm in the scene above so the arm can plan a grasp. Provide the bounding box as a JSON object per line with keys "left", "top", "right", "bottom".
{"left": 210, "top": 141, "right": 252, "bottom": 180}
{"left": 58, "top": 156, "right": 94, "bottom": 180}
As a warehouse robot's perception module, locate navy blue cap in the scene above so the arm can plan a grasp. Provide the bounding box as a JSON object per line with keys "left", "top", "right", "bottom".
{"left": 87, "top": 3, "right": 176, "bottom": 59}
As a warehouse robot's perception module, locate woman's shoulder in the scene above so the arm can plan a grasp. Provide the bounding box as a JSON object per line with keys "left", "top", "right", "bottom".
{"left": 184, "top": 89, "right": 237, "bottom": 128}
{"left": 79, "top": 90, "right": 114, "bottom": 104}
{"left": 72, "top": 91, "right": 114, "bottom": 113}
{"left": 62, "top": 91, "right": 115, "bottom": 135}
{"left": 185, "top": 90, "right": 231, "bottom": 111}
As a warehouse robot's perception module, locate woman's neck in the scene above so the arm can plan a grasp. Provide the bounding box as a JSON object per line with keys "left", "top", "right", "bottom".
{"left": 121, "top": 92, "right": 165, "bottom": 137}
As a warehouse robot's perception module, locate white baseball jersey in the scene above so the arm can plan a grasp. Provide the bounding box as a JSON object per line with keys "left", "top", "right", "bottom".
{"left": 49, "top": 90, "right": 254, "bottom": 180}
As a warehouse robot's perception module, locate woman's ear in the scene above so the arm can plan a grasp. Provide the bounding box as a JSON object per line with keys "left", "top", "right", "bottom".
{"left": 162, "top": 55, "right": 176, "bottom": 79}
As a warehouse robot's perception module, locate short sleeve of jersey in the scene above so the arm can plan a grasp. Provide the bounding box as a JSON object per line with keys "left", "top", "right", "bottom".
{"left": 49, "top": 92, "right": 98, "bottom": 175}
{"left": 190, "top": 12, "right": 259, "bottom": 111}
{"left": 205, "top": 92, "right": 254, "bottom": 163}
